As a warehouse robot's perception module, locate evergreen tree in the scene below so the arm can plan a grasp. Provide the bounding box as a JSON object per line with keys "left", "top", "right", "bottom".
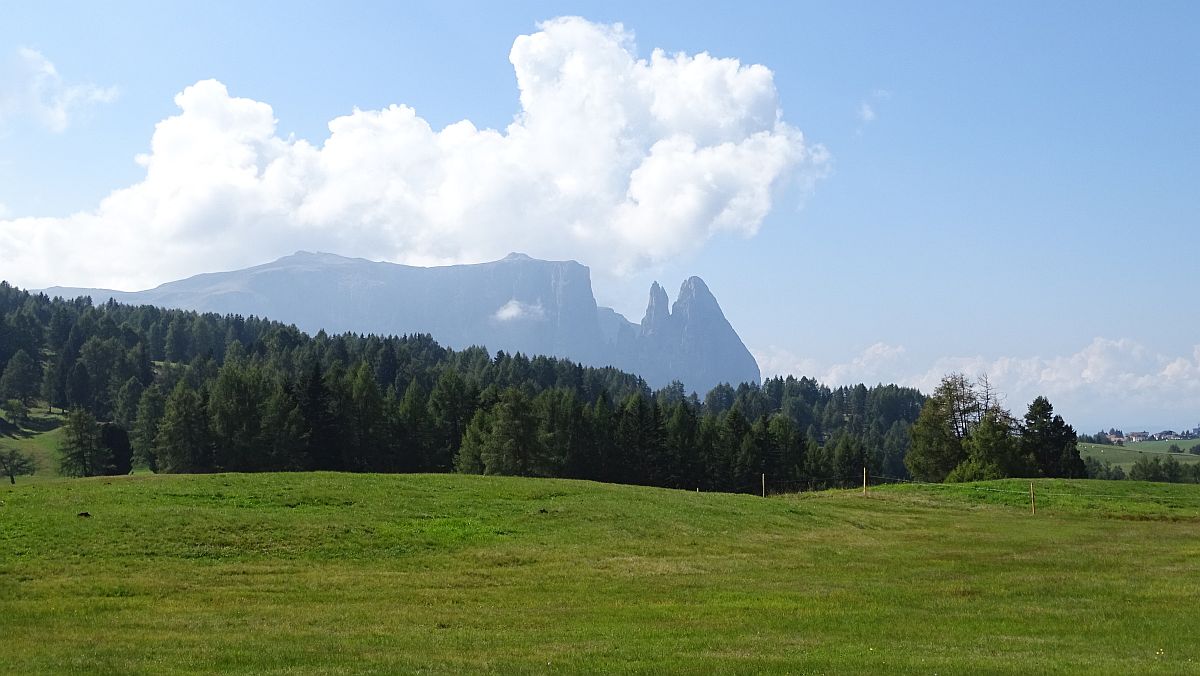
{"left": 454, "top": 408, "right": 490, "bottom": 474}
{"left": 59, "top": 408, "right": 110, "bottom": 477}
{"left": 0, "top": 349, "right": 39, "bottom": 405}
{"left": 767, "top": 415, "right": 805, "bottom": 482}
{"left": 131, "top": 385, "right": 166, "bottom": 471}
{"left": 113, "top": 376, "right": 144, "bottom": 429}
{"left": 905, "top": 375, "right": 975, "bottom": 482}
{"left": 397, "top": 378, "right": 433, "bottom": 470}
{"left": 832, "top": 432, "right": 869, "bottom": 486}
{"left": 346, "top": 361, "right": 386, "bottom": 471}
{"left": 66, "top": 361, "right": 92, "bottom": 411}
{"left": 481, "top": 388, "right": 544, "bottom": 476}
{"left": 297, "top": 359, "right": 339, "bottom": 470}
{"left": 100, "top": 423, "right": 133, "bottom": 475}
{"left": 947, "top": 408, "right": 1028, "bottom": 482}
{"left": 164, "top": 316, "right": 190, "bottom": 362}
{"left": 428, "top": 369, "right": 474, "bottom": 471}
{"left": 374, "top": 345, "right": 399, "bottom": 390}
{"left": 260, "top": 381, "right": 309, "bottom": 470}
{"left": 663, "top": 401, "right": 700, "bottom": 488}
{"left": 41, "top": 356, "right": 66, "bottom": 412}
{"left": 587, "top": 393, "right": 616, "bottom": 481}
{"left": 156, "top": 381, "right": 211, "bottom": 473}
{"left": 734, "top": 416, "right": 771, "bottom": 489}
{"left": 209, "top": 359, "right": 269, "bottom": 471}
{"left": 1021, "top": 396, "right": 1085, "bottom": 478}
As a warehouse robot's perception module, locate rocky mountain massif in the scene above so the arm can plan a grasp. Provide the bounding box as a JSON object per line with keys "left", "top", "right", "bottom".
{"left": 46, "top": 252, "right": 761, "bottom": 394}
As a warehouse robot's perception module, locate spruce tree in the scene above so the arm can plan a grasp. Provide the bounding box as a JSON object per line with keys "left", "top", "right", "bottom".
{"left": 1021, "top": 396, "right": 1085, "bottom": 478}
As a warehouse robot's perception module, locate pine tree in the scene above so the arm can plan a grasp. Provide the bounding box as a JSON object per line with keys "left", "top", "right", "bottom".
{"left": 164, "top": 317, "right": 190, "bottom": 363}
{"left": 734, "top": 416, "right": 771, "bottom": 490}
{"left": 208, "top": 359, "right": 268, "bottom": 471}
{"left": 66, "top": 361, "right": 91, "bottom": 411}
{"left": 905, "top": 375, "right": 977, "bottom": 482}
{"left": 398, "top": 378, "right": 432, "bottom": 470}
{"left": 260, "top": 381, "right": 308, "bottom": 470}
{"left": 347, "top": 362, "right": 386, "bottom": 471}
{"left": 1021, "top": 396, "right": 1085, "bottom": 478}
{"left": 59, "top": 408, "right": 110, "bottom": 477}
{"left": 155, "top": 381, "right": 211, "bottom": 473}
{"left": 0, "top": 349, "right": 39, "bottom": 405}
{"left": 41, "top": 356, "right": 66, "bottom": 412}
{"left": 428, "top": 369, "right": 474, "bottom": 471}
{"left": 481, "top": 388, "right": 543, "bottom": 476}
{"left": 113, "top": 376, "right": 144, "bottom": 429}
{"left": 663, "top": 401, "right": 699, "bottom": 488}
{"left": 767, "top": 414, "right": 804, "bottom": 483}
{"left": 132, "top": 385, "right": 166, "bottom": 471}
{"left": 296, "top": 359, "right": 339, "bottom": 471}
{"left": 455, "top": 409, "right": 490, "bottom": 474}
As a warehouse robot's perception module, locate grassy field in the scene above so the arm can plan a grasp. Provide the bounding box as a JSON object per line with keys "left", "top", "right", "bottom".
{"left": 0, "top": 407, "right": 65, "bottom": 478}
{"left": 1080, "top": 440, "right": 1200, "bottom": 469}
{"left": 1121, "top": 438, "right": 1200, "bottom": 454}
{"left": 3, "top": 472, "right": 1200, "bottom": 674}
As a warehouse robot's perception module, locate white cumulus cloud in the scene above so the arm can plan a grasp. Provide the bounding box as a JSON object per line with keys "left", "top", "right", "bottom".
{"left": 0, "top": 48, "right": 117, "bottom": 133}
{"left": 0, "top": 17, "right": 825, "bottom": 291}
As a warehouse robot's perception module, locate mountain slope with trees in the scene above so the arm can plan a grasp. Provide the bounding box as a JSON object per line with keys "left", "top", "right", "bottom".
{"left": 0, "top": 281, "right": 923, "bottom": 491}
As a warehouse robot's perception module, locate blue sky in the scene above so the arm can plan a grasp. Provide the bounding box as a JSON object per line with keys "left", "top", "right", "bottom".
{"left": 1, "top": 1, "right": 1198, "bottom": 431}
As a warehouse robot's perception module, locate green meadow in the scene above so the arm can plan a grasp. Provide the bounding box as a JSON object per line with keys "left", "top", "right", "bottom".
{"left": 3, "top": 472, "right": 1199, "bottom": 674}
{"left": 1080, "top": 440, "right": 1200, "bottom": 469}
{"left": 0, "top": 408, "right": 66, "bottom": 480}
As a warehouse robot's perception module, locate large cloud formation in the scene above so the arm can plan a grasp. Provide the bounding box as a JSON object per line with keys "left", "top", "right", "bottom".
{"left": 0, "top": 18, "right": 825, "bottom": 290}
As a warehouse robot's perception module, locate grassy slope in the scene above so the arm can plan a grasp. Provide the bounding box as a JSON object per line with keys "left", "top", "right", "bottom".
{"left": 1125, "top": 438, "right": 1200, "bottom": 454}
{"left": 1080, "top": 441, "right": 1200, "bottom": 468}
{"left": 3, "top": 474, "right": 1200, "bottom": 674}
{"left": 0, "top": 408, "right": 65, "bottom": 478}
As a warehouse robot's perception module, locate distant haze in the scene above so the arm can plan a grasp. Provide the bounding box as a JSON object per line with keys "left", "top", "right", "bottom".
{"left": 46, "top": 251, "right": 761, "bottom": 395}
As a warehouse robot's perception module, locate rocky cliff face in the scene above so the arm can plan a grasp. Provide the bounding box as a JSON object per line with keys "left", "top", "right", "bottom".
{"left": 46, "top": 252, "right": 760, "bottom": 394}
{"left": 605, "top": 276, "right": 760, "bottom": 392}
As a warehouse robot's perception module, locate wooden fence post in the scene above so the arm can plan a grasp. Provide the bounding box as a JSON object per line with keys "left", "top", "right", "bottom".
{"left": 1030, "top": 481, "right": 1036, "bottom": 515}
{"left": 862, "top": 467, "right": 868, "bottom": 496}
{"left": 761, "top": 473, "right": 766, "bottom": 498}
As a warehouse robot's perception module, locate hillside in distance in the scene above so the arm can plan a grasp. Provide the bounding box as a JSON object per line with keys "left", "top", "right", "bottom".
{"left": 46, "top": 251, "right": 760, "bottom": 394}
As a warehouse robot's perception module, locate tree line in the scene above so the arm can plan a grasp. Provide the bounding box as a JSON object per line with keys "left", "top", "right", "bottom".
{"left": 0, "top": 281, "right": 924, "bottom": 492}
{"left": 904, "top": 374, "right": 1086, "bottom": 482}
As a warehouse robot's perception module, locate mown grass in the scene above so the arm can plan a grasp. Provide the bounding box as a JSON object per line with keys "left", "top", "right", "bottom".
{"left": 3, "top": 473, "right": 1200, "bottom": 674}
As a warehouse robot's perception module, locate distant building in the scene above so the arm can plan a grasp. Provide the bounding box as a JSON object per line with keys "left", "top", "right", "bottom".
{"left": 1128, "top": 432, "right": 1150, "bottom": 443}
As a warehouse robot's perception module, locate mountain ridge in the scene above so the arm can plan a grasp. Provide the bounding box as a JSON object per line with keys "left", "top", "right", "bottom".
{"left": 44, "top": 251, "right": 761, "bottom": 393}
